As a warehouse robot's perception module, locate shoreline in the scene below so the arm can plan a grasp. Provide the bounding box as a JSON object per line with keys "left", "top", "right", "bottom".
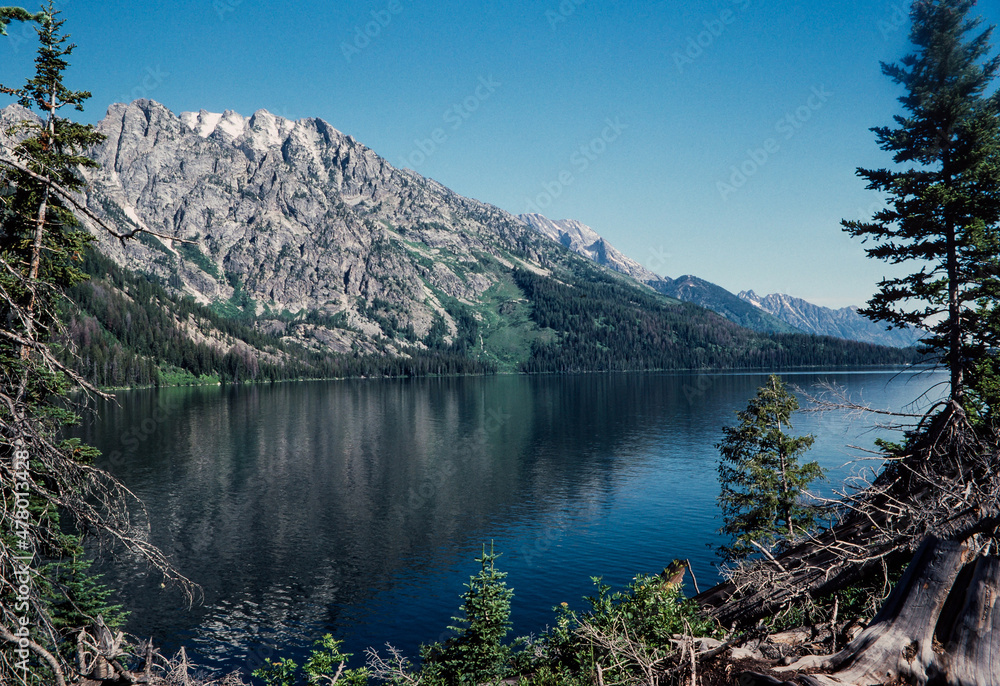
{"left": 91, "top": 362, "right": 938, "bottom": 393}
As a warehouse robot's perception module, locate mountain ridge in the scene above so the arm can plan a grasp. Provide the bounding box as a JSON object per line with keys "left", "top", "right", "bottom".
{"left": 738, "top": 290, "right": 924, "bottom": 348}
{"left": 518, "top": 212, "right": 922, "bottom": 349}
{"left": 517, "top": 213, "right": 663, "bottom": 283}
{"left": 518, "top": 214, "right": 803, "bottom": 335}
{"left": 0, "top": 99, "right": 920, "bottom": 380}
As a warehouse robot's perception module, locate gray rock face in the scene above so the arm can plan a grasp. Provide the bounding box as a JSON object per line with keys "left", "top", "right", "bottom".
{"left": 738, "top": 290, "right": 925, "bottom": 348}
{"left": 29, "top": 99, "right": 559, "bottom": 352}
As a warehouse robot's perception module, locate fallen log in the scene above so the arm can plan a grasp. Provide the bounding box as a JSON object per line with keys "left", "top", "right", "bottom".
{"left": 692, "top": 511, "right": 910, "bottom": 628}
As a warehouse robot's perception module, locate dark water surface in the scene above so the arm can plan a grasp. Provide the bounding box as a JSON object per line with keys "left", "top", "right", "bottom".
{"left": 73, "top": 370, "right": 944, "bottom": 675}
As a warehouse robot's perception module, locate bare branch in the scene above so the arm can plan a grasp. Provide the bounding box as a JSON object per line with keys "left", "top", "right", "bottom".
{"left": 0, "top": 155, "right": 197, "bottom": 244}
{"left": 0, "top": 622, "right": 68, "bottom": 686}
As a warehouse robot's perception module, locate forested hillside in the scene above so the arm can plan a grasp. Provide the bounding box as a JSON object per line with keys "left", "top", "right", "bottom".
{"left": 514, "top": 264, "right": 921, "bottom": 374}
{"left": 59, "top": 250, "right": 494, "bottom": 387}
{"left": 57, "top": 250, "right": 919, "bottom": 387}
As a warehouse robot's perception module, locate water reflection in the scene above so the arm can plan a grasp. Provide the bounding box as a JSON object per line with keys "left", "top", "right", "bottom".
{"left": 73, "top": 370, "right": 945, "bottom": 672}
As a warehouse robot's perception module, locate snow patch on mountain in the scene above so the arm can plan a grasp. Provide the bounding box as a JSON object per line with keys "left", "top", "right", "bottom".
{"left": 179, "top": 109, "right": 247, "bottom": 139}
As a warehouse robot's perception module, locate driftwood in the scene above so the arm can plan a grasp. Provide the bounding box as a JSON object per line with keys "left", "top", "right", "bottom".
{"left": 736, "top": 535, "right": 999, "bottom": 686}
{"left": 73, "top": 621, "right": 244, "bottom": 686}
{"left": 707, "top": 405, "right": 1000, "bottom": 684}
{"left": 693, "top": 515, "right": 901, "bottom": 629}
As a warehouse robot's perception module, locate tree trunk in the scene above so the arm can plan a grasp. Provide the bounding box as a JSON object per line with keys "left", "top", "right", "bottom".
{"left": 798, "top": 536, "right": 969, "bottom": 685}
{"left": 760, "top": 536, "right": 999, "bottom": 686}
{"left": 929, "top": 554, "right": 1000, "bottom": 685}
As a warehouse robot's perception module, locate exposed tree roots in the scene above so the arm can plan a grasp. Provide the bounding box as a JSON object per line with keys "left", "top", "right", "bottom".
{"left": 698, "top": 404, "right": 1000, "bottom": 685}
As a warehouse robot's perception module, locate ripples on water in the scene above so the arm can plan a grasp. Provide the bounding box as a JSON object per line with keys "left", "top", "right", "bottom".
{"left": 73, "top": 369, "right": 945, "bottom": 673}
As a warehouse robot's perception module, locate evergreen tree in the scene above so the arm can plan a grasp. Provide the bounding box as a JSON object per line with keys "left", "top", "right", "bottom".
{"left": 421, "top": 543, "right": 513, "bottom": 685}
{"left": 0, "top": 5, "right": 182, "bottom": 683}
{"left": 716, "top": 375, "right": 824, "bottom": 562}
{"left": 842, "top": 0, "right": 1000, "bottom": 422}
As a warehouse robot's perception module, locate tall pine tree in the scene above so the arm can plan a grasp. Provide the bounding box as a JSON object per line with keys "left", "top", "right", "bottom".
{"left": 1, "top": 5, "right": 187, "bottom": 683}
{"left": 842, "top": 0, "right": 1000, "bottom": 422}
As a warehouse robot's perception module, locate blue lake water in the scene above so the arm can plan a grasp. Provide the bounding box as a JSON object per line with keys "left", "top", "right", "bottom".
{"left": 73, "top": 369, "right": 945, "bottom": 676}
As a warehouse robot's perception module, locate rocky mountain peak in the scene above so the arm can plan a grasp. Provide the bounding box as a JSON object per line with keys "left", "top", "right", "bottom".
{"left": 179, "top": 108, "right": 248, "bottom": 140}
{"left": 0, "top": 102, "right": 37, "bottom": 127}
{"left": 13, "top": 98, "right": 555, "bottom": 356}
{"left": 737, "top": 290, "right": 924, "bottom": 348}
{"left": 517, "top": 213, "right": 662, "bottom": 283}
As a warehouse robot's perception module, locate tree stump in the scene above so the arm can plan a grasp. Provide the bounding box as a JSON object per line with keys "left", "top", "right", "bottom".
{"left": 766, "top": 535, "right": 999, "bottom": 686}
{"left": 929, "top": 554, "right": 1000, "bottom": 685}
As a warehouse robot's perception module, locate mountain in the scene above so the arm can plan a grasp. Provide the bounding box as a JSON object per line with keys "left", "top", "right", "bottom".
{"left": 517, "top": 214, "right": 923, "bottom": 349}
{"left": 1, "top": 100, "right": 919, "bottom": 382}
{"left": 518, "top": 214, "right": 800, "bottom": 335}
{"left": 738, "top": 291, "right": 925, "bottom": 348}
{"left": 517, "top": 213, "right": 662, "bottom": 283}
{"left": 63, "top": 100, "right": 559, "bottom": 367}
{"left": 650, "top": 275, "right": 802, "bottom": 335}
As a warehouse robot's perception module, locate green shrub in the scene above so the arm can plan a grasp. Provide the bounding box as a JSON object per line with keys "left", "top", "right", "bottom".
{"left": 253, "top": 634, "right": 369, "bottom": 686}
{"left": 532, "top": 575, "right": 720, "bottom": 685}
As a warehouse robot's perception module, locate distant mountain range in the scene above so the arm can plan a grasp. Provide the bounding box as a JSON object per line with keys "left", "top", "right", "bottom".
{"left": 738, "top": 291, "right": 925, "bottom": 349}
{"left": 0, "top": 100, "right": 919, "bottom": 384}
{"left": 651, "top": 275, "right": 805, "bottom": 335}
{"left": 517, "top": 214, "right": 800, "bottom": 336}
{"left": 518, "top": 214, "right": 922, "bottom": 349}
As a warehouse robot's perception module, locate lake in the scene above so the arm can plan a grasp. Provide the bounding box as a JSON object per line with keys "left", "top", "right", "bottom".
{"left": 73, "top": 369, "right": 945, "bottom": 676}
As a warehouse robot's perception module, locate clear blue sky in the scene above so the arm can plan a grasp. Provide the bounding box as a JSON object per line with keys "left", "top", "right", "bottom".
{"left": 3, "top": 0, "right": 1000, "bottom": 308}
